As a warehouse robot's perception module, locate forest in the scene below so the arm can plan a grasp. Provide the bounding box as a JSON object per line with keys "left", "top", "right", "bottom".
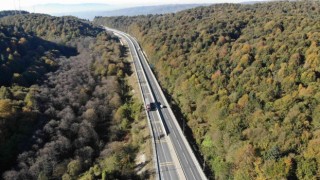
{"left": 95, "top": 1, "right": 320, "bottom": 179}
{"left": 0, "top": 11, "right": 29, "bottom": 18}
{"left": 0, "top": 13, "right": 102, "bottom": 43}
{"left": 0, "top": 12, "right": 150, "bottom": 179}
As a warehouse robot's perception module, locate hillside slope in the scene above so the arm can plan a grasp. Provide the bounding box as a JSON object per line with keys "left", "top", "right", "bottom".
{"left": 0, "top": 23, "right": 77, "bottom": 175}
{"left": 0, "top": 13, "right": 102, "bottom": 42}
{"left": 0, "top": 14, "right": 150, "bottom": 179}
{"left": 95, "top": 1, "right": 320, "bottom": 179}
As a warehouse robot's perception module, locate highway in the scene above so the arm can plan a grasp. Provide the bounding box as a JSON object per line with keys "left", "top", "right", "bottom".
{"left": 106, "top": 27, "right": 207, "bottom": 180}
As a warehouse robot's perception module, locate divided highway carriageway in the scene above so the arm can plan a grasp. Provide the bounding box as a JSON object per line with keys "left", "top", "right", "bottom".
{"left": 105, "top": 27, "right": 207, "bottom": 180}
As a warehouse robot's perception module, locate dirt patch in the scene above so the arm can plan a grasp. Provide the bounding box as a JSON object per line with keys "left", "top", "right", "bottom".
{"left": 135, "top": 153, "right": 147, "bottom": 174}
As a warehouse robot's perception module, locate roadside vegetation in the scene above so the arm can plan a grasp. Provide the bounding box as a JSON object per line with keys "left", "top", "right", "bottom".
{"left": 95, "top": 1, "right": 320, "bottom": 179}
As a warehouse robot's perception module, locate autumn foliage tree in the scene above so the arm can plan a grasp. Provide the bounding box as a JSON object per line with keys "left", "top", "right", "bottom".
{"left": 95, "top": 1, "right": 320, "bottom": 179}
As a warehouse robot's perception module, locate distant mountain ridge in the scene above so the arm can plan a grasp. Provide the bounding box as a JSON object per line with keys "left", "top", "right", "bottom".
{"left": 240, "top": 0, "right": 272, "bottom": 4}
{"left": 32, "top": 3, "right": 121, "bottom": 14}
{"left": 95, "top": 4, "right": 211, "bottom": 17}
{"left": 54, "top": 4, "right": 210, "bottom": 20}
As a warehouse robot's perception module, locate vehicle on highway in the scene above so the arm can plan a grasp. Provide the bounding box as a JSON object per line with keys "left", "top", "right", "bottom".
{"left": 155, "top": 102, "right": 165, "bottom": 109}
{"left": 145, "top": 97, "right": 153, "bottom": 111}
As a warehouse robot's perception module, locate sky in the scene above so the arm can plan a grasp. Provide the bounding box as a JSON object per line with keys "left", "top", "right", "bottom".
{"left": 0, "top": 0, "right": 269, "bottom": 12}
{"left": 0, "top": 0, "right": 272, "bottom": 14}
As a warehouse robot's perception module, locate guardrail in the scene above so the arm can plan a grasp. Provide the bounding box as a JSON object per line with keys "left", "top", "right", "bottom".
{"left": 107, "top": 28, "right": 161, "bottom": 180}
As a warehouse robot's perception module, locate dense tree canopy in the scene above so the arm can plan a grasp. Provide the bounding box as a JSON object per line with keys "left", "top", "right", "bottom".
{"left": 2, "top": 33, "right": 133, "bottom": 179}
{"left": 0, "top": 13, "right": 103, "bottom": 43}
{"left": 95, "top": 1, "right": 320, "bottom": 179}
{"left": 0, "top": 12, "right": 147, "bottom": 179}
{"left": 0, "top": 11, "right": 29, "bottom": 18}
{"left": 0, "top": 24, "right": 77, "bottom": 87}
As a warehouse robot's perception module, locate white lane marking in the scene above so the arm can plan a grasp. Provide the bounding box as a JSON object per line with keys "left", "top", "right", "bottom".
{"left": 163, "top": 113, "right": 168, "bottom": 119}
{"left": 182, "top": 152, "right": 188, "bottom": 165}
{"left": 152, "top": 115, "right": 167, "bottom": 180}
{"left": 189, "top": 161, "right": 197, "bottom": 180}
{"left": 163, "top": 113, "right": 173, "bottom": 127}
{"left": 173, "top": 131, "right": 177, "bottom": 138}
{"left": 161, "top": 173, "right": 164, "bottom": 180}
{"left": 160, "top": 162, "right": 174, "bottom": 166}
{"left": 176, "top": 137, "right": 182, "bottom": 149}
{"left": 151, "top": 112, "right": 173, "bottom": 180}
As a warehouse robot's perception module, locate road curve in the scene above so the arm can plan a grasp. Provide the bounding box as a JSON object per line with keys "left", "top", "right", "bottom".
{"left": 106, "top": 27, "right": 207, "bottom": 180}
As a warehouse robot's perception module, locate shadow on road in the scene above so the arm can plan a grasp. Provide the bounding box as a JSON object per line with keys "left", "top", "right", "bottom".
{"left": 155, "top": 105, "right": 171, "bottom": 136}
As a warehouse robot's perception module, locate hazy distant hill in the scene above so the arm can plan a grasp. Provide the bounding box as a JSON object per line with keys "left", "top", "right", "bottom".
{"left": 240, "top": 0, "right": 271, "bottom": 4}
{"left": 96, "top": 4, "right": 210, "bottom": 17}
{"left": 59, "top": 4, "right": 210, "bottom": 20}
{"left": 33, "top": 3, "right": 121, "bottom": 14}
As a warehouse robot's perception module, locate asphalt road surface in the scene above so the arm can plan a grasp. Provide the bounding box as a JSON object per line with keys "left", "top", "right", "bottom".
{"left": 106, "top": 27, "right": 207, "bottom": 180}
